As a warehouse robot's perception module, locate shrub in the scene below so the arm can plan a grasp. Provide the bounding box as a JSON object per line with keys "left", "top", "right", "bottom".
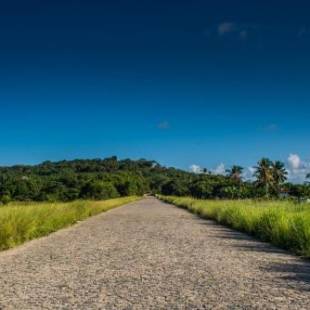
{"left": 0, "top": 194, "right": 11, "bottom": 205}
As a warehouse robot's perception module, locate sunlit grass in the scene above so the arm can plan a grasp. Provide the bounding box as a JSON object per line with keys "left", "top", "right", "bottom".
{"left": 0, "top": 196, "right": 140, "bottom": 251}
{"left": 159, "top": 196, "right": 310, "bottom": 257}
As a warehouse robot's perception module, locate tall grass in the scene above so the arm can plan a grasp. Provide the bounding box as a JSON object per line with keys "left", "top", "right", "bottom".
{"left": 159, "top": 196, "right": 310, "bottom": 258}
{"left": 0, "top": 196, "right": 139, "bottom": 251}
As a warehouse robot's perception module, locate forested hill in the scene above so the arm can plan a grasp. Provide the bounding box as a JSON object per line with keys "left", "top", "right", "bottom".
{"left": 0, "top": 157, "right": 194, "bottom": 202}
{"left": 0, "top": 156, "right": 309, "bottom": 203}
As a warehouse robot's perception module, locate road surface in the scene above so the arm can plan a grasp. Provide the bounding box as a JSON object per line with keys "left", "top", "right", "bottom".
{"left": 0, "top": 197, "right": 309, "bottom": 309}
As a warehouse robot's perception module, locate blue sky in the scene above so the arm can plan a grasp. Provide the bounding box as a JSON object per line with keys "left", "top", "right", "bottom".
{"left": 0, "top": 1, "right": 310, "bottom": 181}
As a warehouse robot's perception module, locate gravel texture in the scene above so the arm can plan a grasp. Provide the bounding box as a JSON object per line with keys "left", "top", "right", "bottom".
{"left": 0, "top": 197, "right": 309, "bottom": 309}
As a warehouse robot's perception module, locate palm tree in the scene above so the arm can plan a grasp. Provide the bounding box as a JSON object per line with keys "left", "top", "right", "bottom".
{"left": 271, "top": 161, "right": 287, "bottom": 194}
{"left": 254, "top": 158, "right": 273, "bottom": 197}
{"left": 227, "top": 165, "right": 243, "bottom": 182}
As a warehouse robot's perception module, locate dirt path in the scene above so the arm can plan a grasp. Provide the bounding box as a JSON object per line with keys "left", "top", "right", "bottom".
{"left": 0, "top": 197, "right": 309, "bottom": 309}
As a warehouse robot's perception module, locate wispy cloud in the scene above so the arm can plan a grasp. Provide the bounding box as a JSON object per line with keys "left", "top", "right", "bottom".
{"left": 207, "top": 22, "right": 308, "bottom": 45}
{"left": 298, "top": 26, "right": 310, "bottom": 38}
{"left": 157, "top": 121, "right": 170, "bottom": 130}
{"left": 215, "top": 22, "right": 252, "bottom": 40}
{"left": 239, "top": 30, "right": 248, "bottom": 40}
{"left": 264, "top": 123, "right": 279, "bottom": 132}
{"left": 218, "top": 22, "right": 236, "bottom": 36}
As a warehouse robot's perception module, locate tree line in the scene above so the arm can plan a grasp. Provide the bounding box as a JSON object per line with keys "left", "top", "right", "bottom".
{"left": 0, "top": 156, "right": 309, "bottom": 204}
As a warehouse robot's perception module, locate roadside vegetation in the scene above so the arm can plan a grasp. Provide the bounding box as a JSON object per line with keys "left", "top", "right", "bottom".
{"left": 0, "top": 156, "right": 310, "bottom": 205}
{"left": 159, "top": 196, "right": 310, "bottom": 258}
{"left": 0, "top": 155, "right": 310, "bottom": 256}
{"left": 0, "top": 196, "right": 139, "bottom": 251}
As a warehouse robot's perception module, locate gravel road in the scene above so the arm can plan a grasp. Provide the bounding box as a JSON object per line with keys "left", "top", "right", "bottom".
{"left": 0, "top": 197, "right": 309, "bottom": 309}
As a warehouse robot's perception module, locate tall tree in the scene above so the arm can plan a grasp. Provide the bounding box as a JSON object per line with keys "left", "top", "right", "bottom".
{"left": 254, "top": 158, "right": 273, "bottom": 197}
{"left": 271, "top": 161, "right": 287, "bottom": 195}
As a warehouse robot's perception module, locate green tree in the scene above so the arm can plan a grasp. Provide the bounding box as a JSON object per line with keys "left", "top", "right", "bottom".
{"left": 14, "top": 178, "right": 41, "bottom": 201}
{"left": 81, "top": 181, "right": 119, "bottom": 200}
{"left": 161, "top": 180, "right": 189, "bottom": 196}
{"left": 254, "top": 158, "right": 273, "bottom": 197}
{"left": 189, "top": 179, "right": 214, "bottom": 199}
{"left": 271, "top": 161, "right": 287, "bottom": 195}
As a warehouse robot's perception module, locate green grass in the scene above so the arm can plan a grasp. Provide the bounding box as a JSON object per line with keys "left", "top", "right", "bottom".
{"left": 0, "top": 196, "right": 140, "bottom": 251}
{"left": 158, "top": 195, "right": 310, "bottom": 258}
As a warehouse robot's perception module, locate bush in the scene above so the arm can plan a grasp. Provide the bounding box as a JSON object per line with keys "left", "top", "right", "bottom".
{"left": 0, "top": 194, "right": 11, "bottom": 205}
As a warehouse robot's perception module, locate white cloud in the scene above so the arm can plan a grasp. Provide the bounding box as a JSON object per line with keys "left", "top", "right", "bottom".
{"left": 218, "top": 22, "right": 236, "bottom": 35}
{"left": 286, "top": 154, "right": 310, "bottom": 183}
{"left": 213, "top": 163, "right": 226, "bottom": 175}
{"left": 190, "top": 164, "right": 202, "bottom": 174}
{"left": 242, "top": 166, "right": 256, "bottom": 181}
{"left": 248, "top": 166, "right": 256, "bottom": 174}
{"left": 288, "top": 154, "right": 301, "bottom": 170}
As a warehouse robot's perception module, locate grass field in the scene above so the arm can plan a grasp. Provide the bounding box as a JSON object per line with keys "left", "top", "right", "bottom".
{"left": 159, "top": 196, "right": 310, "bottom": 258}
{"left": 0, "top": 196, "right": 140, "bottom": 251}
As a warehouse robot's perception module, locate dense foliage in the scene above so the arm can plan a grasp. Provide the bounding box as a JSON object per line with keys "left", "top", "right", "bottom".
{"left": 0, "top": 156, "right": 309, "bottom": 203}
{"left": 0, "top": 157, "right": 150, "bottom": 203}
